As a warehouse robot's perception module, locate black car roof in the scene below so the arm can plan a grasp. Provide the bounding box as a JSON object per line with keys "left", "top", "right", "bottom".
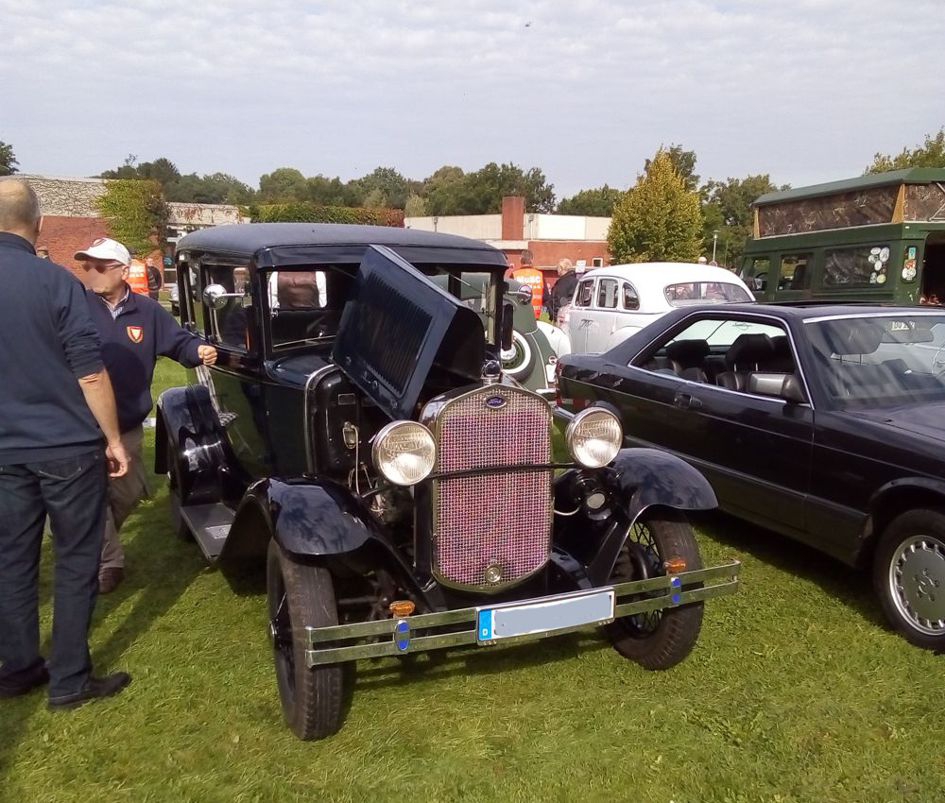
{"left": 177, "top": 223, "right": 508, "bottom": 267}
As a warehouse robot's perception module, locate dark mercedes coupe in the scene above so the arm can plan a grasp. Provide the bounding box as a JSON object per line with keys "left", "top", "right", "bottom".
{"left": 558, "top": 303, "right": 945, "bottom": 650}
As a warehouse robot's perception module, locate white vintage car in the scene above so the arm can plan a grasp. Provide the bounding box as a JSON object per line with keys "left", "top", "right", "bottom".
{"left": 561, "top": 262, "right": 755, "bottom": 353}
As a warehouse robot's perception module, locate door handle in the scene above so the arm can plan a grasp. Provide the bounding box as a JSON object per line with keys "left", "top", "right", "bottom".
{"left": 673, "top": 392, "right": 703, "bottom": 410}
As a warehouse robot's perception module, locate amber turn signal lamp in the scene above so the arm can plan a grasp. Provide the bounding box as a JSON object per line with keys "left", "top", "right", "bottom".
{"left": 389, "top": 600, "right": 416, "bottom": 617}
{"left": 664, "top": 558, "right": 687, "bottom": 574}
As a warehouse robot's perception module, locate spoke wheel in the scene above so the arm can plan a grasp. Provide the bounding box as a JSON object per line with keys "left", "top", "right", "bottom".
{"left": 875, "top": 509, "right": 945, "bottom": 650}
{"left": 266, "top": 539, "right": 349, "bottom": 740}
{"left": 606, "top": 510, "right": 704, "bottom": 670}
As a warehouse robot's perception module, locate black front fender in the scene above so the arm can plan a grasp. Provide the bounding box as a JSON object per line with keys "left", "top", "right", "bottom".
{"left": 610, "top": 447, "right": 717, "bottom": 521}
{"left": 553, "top": 447, "right": 717, "bottom": 586}
{"left": 221, "top": 477, "right": 430, "bottom": 601}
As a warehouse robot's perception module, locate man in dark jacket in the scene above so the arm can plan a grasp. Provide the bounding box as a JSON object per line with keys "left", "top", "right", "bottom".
{"left": 547, "top": 258, "right": 578, "bottom": 322}
{"left": 0, "top": 179, "right": 132, "bottom": 709}
{"left": 75, "top": 237, "right": 217, "bottom": 593}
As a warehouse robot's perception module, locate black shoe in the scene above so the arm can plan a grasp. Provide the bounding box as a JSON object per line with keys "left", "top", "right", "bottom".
{"left": 0, "top": 659, "right": 49, "bottom": 699}
{"left": 48, "top": 672, "right": 131, "bottom": 710}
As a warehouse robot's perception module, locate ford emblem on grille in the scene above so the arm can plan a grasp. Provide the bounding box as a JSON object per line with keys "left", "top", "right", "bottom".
{"left": 485, "top": 396, "right": 507, "bottom": 410}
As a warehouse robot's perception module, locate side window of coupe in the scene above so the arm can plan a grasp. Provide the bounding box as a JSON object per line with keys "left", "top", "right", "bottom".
{"left": 597, "top": 279, "right": 618, "bottom": 308}
{"left": 622, "top": 282, "right": 640, "bottom": 310}
{"left": 636, "top": 317, "right": 797, "bottom": 394}
{"left": 575, "top": 279, "right": 595, "bottom": 307}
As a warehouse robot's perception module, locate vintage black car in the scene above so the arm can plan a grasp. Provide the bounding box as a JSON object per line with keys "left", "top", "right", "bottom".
{"left": 157, "top": 223, "right": 739, "bottom": 740}
{"left": 558, "top": 302, "right": 945, "bottom": 650}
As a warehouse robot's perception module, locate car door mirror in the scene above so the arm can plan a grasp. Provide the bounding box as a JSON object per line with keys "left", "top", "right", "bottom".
{"left": 501, "top": 301, "right": 515, "bottom": 351}
{"left": 748, "top": 372, "right": 806, "bottom": 403}
{"left": 203, "top": 283, "right": 243, "bottom": 310}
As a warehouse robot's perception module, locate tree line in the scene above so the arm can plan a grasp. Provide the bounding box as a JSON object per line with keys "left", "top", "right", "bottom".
{"left": 1, "top": 127, "right": 942, "bottom": 268}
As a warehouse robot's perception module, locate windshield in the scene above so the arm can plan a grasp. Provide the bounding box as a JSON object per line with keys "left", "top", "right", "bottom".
{"left": 806, "top": 314, "right": 945, "bottom": 408}
{"left": 265, "top": 265, "right": 501, "bottom": 350}
{"left": 664, "top": 281, "right": 752, "bottom": 307}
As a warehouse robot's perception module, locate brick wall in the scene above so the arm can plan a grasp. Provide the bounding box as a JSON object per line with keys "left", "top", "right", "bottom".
{"left": 38, "top": 216, "right": 111, "bottom": 277}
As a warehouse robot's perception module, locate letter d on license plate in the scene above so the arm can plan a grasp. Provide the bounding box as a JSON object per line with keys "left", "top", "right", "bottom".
{"left": 476, "top": 589, "right": 615, "bottom": 643}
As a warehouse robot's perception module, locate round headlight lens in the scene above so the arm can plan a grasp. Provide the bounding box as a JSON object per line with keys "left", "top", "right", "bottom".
{"left": 372, "top": 421, "right": 436, "bottom": 486}
{"left": 566, "top": 407, "right": 622, "bottom": 468}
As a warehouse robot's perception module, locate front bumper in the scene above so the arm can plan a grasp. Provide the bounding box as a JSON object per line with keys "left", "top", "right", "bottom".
{"left": 305, "top": 561, "right": 740, "bottom": 667}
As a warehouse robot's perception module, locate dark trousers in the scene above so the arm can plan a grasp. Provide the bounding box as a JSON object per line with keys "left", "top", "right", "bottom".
{"left": 0, "top": 449, "right": 107, "bottom": 696}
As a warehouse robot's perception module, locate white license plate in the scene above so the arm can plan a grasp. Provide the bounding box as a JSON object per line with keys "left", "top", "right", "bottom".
{"left": 476, "top": 589, "right": 615, "bottom": 643}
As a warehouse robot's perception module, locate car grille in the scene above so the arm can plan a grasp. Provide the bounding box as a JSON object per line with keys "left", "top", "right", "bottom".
{"left": 430, "top": 385, "right": 553, "bottom": 591}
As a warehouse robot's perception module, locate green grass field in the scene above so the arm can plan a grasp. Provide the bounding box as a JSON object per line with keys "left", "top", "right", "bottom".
{"left": 2, "top": 359, "right": 943, "bottom": 803}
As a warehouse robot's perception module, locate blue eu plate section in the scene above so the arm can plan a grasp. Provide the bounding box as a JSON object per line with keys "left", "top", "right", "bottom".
{"left": 476, "top": 589, "right": 615, "bottom": 644}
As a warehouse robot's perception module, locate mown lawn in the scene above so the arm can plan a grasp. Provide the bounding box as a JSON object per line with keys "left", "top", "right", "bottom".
{"left": 2, "top": 359, "right": 944, "bottom": 802}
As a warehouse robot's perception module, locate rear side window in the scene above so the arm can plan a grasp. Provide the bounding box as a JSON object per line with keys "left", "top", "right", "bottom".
{"left": 777, "top": 254, "right": 813, "bottom": 291}
{"left": 597, "top": 279, "right": 618, "bottom": 308}
{"left": 824, "top": 245, "right": 891, "bottom": 287}
{"left": 575, "top": 278, "right": 594, "bottom": 307}
{"left": 622, "top": 282, "right": 640, "bottom": 310}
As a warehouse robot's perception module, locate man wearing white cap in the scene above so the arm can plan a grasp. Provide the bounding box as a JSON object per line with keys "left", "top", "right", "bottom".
{"left": 75, "top": 237, "right": 217, "bottom": 593}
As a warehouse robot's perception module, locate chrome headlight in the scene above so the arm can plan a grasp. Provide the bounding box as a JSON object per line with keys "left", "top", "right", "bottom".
{"left": 372, "top": 421, "right": 436, "bottom": 486}
{"left": 566, "top": 407, "right": 622, "bottom": 468}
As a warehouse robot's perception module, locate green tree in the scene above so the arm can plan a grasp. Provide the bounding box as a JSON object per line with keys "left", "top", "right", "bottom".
{"left": 0, "top": 140, "right": 19, "bottom": 176}
{"left": 258, "top": 167, "right": 308, "bottom": 202}
{"left": 95, "top": 179, "right": 168, "bottom": 254}
{"left": 306, "top": 174, "right": 358, "bottom": 206}
{"left": 557, "top": 185, "right": 621, "bottom": 216}
{"left": 866, "top": 127, "right": 945, "bottom": 173}
{"left": 404, "top": 193, "right": 427, "bottom": 216}
{"left": 608, "top": 150, "right": 703, "bottom": 263}
{"left": 700, "top": 174, "right": 783, "bottom": 268}
{"left": 645, "top": 144, "right": 699, "bottom": 191}
{"left": 167, "top": 172, "right": 255, "bottom": 205}
{"left": 354, "top": 167, "right": 411, "bottom": 209}
{"left": 424, "top": 162, "right": 555, "bottom": 215}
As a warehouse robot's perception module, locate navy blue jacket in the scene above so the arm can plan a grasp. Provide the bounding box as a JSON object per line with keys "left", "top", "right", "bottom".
{"left": 87, "top": 285, "right": 203, "bottom": 433}
{"left": 0, "top": 233, "right": 105, "bottom": 463}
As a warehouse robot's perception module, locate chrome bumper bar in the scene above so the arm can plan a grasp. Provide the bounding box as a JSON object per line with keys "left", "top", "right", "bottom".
{"left": 305, "top": 561, "right": 739, "bottom": 668}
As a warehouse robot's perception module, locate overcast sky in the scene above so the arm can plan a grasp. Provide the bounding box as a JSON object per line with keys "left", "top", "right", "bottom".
{"left": 1, "top": 0, "right": 943, "bottom": 199}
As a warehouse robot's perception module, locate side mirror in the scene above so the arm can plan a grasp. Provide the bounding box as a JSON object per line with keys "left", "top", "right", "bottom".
{"left": 501, "top": 301, "right": 515, "bottom": 351}
{"left": 747, "top": 372, "right": 806, "bottom": 403}
{"left": 203, "top": 283, "right": 242, "bottom": 311}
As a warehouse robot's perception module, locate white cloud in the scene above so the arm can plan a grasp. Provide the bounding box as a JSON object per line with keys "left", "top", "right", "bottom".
{"left": 0, "top": 0, "right": 942, "bottom": 195}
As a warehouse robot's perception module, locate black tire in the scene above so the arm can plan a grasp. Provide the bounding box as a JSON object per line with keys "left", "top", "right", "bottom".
{"left": 166, "top": 438, "right": 191, "bottom": 541}
{"left": 873, "top": 508, "right": 945, "bottom": 650}
{"left": 267, "top": 539, "right": 348, "bottom": 740}
{"left": 606, "top": 510, "right": 704, "bottom": 670}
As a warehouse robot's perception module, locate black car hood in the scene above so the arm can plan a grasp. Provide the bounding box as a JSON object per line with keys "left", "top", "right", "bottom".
{"left": 856, "top": 403, "right": 945, "bottom": 443}
{"left": 332, "top": 245, "right": 486, "bottom": 420}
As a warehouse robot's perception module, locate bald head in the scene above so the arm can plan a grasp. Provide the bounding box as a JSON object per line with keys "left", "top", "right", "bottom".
{"left": 0, "top": 179, "right": 42, "bottom": 243}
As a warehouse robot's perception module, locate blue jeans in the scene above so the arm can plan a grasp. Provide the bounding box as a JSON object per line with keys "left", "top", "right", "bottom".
{"left": 0, "top": 448, "right": 107, "bottom": 696}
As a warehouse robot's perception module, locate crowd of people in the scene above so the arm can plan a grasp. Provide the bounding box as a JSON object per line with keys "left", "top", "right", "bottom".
{"left": 0, "top": 179, "right": 215, "bottom": 710}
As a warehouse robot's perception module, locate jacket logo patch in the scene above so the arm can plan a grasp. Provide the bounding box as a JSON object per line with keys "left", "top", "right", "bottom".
{"left": 127, "top": 325, "right": 144, "bottom": 344}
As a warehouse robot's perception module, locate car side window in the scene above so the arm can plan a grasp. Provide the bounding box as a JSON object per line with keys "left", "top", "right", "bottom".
{"left": 575, "top": 278, "right": 594, "bottom": 307}
{"left": 622, "top": 282, "right": 640, "bottom": 311}
{"left": 740, "top": 257, "right": 770, "bottom": 292}
{"left": 205, "top": 264, "right": 251, "bottom": 352}
{"left": 778, "top": 254, "right": 813, "bottom": 291}
{"left": 634, "top": 317, "right": 797, "bottom": 396}
{"left": 596, "top": 279, "right": 618, "bottom": 308}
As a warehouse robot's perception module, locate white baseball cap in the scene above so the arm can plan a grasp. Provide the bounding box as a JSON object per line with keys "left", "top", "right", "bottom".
{"left": 74, "top": 237, "right": 131, "bottom": 266}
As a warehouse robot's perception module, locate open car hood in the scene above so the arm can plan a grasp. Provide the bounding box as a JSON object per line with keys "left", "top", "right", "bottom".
{"left": 331, "top": 245, "right": 486, "bottom": 421}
